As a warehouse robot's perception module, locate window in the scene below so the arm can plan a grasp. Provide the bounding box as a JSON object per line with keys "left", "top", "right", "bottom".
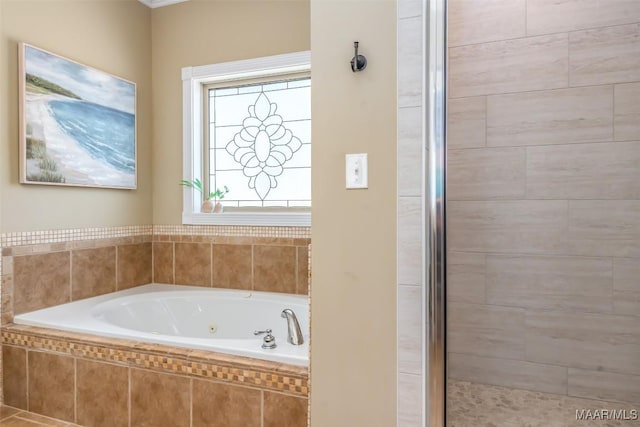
{"left": 182, "top": 52, "right": 311, "bottom": 226}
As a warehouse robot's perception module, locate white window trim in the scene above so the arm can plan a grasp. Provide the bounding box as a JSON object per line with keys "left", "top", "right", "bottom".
{"left": 182, "top": 51, "right": 311, "bottom": 227}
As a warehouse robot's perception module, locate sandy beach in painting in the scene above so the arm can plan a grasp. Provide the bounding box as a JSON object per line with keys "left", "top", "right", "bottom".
{"left": 25, "top": 92, "right": 135, "bottom": 187}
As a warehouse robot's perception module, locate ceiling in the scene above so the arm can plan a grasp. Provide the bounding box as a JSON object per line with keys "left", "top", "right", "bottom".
{"left": 138, "top": 0, "right": 189, "bottom": 8}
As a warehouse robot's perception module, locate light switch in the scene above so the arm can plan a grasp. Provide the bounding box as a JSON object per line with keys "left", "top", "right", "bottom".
{"left": 345, "top": 153, "right": 368, "bottom": 189}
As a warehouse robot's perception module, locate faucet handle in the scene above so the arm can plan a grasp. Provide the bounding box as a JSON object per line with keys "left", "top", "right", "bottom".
{"left": 254, "top": 329, "right": 277, "bottom": 350}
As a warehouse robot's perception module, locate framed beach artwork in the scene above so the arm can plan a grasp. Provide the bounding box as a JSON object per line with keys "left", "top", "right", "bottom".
{"left": 19, "top": 43, "right": 137, "bottom": 189}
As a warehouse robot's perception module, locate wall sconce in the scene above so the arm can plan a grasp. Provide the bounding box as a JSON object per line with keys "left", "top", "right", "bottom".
{"left": 350, "top": 41, "right": 367, "bottom": 72}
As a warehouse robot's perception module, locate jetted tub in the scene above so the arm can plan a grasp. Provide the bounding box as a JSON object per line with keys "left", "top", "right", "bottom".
{"left": 13, "top": 284, "right": 309, "bottom": 366}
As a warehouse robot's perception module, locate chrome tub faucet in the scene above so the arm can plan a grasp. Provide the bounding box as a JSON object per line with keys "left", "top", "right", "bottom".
{"left": 281, "top": 309, "right": 304, "bottom": 345}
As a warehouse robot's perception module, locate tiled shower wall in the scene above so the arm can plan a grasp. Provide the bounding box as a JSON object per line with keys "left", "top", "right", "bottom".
{"left": 447, "top": 0, "right": 640, "bottom": 406}
{"left": 397, "top": 0, "right": 425, "bottom": 425}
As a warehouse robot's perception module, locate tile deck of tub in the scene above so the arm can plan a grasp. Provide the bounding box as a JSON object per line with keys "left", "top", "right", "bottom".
{"left": 0, "top": 406, "right": 80, "bottom": 427}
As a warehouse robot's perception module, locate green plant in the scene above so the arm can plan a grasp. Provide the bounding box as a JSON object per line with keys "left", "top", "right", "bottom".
{"left": 180, "top": 179, "right": 229, "bottom": 201}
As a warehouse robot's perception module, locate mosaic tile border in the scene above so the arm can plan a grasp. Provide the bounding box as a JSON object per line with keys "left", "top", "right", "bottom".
{"left": 153, "top": 224, "right": 310, "bottom": 239}
{"left": 2, "top": 327, "right": 308, "bottom": 397}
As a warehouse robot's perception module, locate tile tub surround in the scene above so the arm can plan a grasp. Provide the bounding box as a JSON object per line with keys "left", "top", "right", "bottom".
{"left": 447, "top": 0, "right": 640, "bottom": 417}
{"left": 0, "top": 405, "right": 82, "bottom": 426}
{"left": 1, "top": 324, "right": 308, "bottom": 426}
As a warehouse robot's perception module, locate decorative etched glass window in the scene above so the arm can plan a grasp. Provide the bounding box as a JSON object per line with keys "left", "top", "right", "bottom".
{"left": 206, "top": 77, "right": 311, "bottom": 209}
{"left": 182, "top": 51, "right": 311, "bottom": 226}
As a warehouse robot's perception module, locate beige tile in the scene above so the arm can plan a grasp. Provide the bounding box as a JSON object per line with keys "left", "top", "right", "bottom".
{"left": 398, "top": 373, "right": 422, "bottom": 427}
{"left": 486, "top": 255, "right": 613, "bottom": 313}
{"left": 448, "top": 147, "right": 525, "bottom": 200}
{"left": 568, "top": 368, "right": 640, "bottom": 405}
{"left": 253, "top": 245, "right": 296, "bottom": 293}
{"left": 527, "top": 0, "right": 640, "bottom": 35}
{"left": 569, "top": 23, "right": 640, "bottom": 86}
{"left": 192, "top": 380, "right": 260, "bottom": 427}
{"left": 153, "top": 242, "right": 173, "bottom": 284}
{"left": 174, "top": 242, "right": 211, "bottom": 287}
{"left": 449, "top": 34, "right": 568, "bottom": 98}
{"left": 398, "top": 16, "right": 423, "bottom": 107}
{"left": 296, "top": 246, "right": 309, "bottom": 295}
{"left": 398, "top": 197, "right": 422, "bottom": 285}
{"left": 448, "top": 302, "right": 525, "bottom": 359}
{"left": 263, "top": 392, "right": 307, "bottom": 427}
{"left": 448, "top": 200, "right": 568, "bottom": 254}
{"left": 2, "top": 346, "right": 27, "bottom": 410}
{"left": 486, "top": 86, "right": 613, "bottom": 147}
{"left": 615, "top": 82, "right": 640, "bottom": 141}
{"left": 449, "top": 0, "right": 525, "bottom": 47}
{"left": 212, "top": 244, "right": 252, "bottom": 290}
{"left": 527, "top": 141, "right": 640, "bottom": 199}
{"left": 447, "top": 252, "right": 485, "bottom": 304}
{"left": 447, "top": 97, "right": 486, "bottom": 149}
{"left": 398, "top": 285, "right": 422, "bottom": 375}
{"left": 117, "top": 243, "right": 152, "bottom": 290}
{"left": 130, "top": 369, "right": 190, "bottom": 427}
{"left": 613, "top": 258, "right": 640, "bottom": 316}
{"left": 449, "top": 353, "right": 568, "bottom": 395}
{"left": 13, "top": 252, "right": 70, "bottom": 314}
{"left": 398, "top": 106, "right": 423, "bottom": 197}
{"left": 71, "top": 246, "right": 116, "bottom": 301}
{"left": 526, "top": 311, "right": 640, "bottom": 375}
{"left": 0, "top": 417, "right": 43, "bottom": 427}
{"left": 11, "top": 411, "right": 75, "bottom": 426}
{"left": 569, "top": 200, "right": 640, "bottom": 257}
{"left": 0, "top": 407, "right": 21, "bottom": 421}
{"left": 76, "top": 360, "right": 128, "bottom": 427}
{"left": 28, "top": 351, "right": 75, "bottom": 422}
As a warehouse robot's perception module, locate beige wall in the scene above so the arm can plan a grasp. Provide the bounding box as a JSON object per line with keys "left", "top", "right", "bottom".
{"left": 0, "top": 0, "right": 152, "bottom": 232}
{"left": 447, "top": 0, "right": 640, "bottom": 405}
{"left": 310, "top": 1, "right": 397, "bottom": 425}
{"left": 151, "top": 0, "right": 310, "bottom": 225}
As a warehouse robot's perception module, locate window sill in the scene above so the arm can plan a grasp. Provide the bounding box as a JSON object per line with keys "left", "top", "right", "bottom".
{"left": 182, "top": 212, "right": 311, "bottom": 227}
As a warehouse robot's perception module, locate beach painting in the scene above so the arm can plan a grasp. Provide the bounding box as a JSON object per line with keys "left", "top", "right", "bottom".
{"left": 19, "top": 43, "right": 136, "bottom": 189}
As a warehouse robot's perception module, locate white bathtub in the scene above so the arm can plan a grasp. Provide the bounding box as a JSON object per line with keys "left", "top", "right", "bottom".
{"left": 13, "top": 284, "right": 309, "bottom": 366}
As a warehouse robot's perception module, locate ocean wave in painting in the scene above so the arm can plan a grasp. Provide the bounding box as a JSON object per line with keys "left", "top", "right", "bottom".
{"left": 48, "top": 100, "right": 135, "bottom": 174}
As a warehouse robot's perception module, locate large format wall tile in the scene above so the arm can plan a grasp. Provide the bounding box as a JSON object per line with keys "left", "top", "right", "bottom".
{"left": 613, "top": 258, "right": 640, "bottom": 316}
{"left": 447, "top": 97, "right": 486, "bottom": 149}
{"left": 174, "top": 242, "right": 211, "bottom": 287}
{"left": 448, "top": 201, "right": 568, "bottom": 254}
{"left": 117, "top": 243, "right": 152, "bottom": 290}
{"left": 192, "top": 380, "right": 261, "bottom": 427}
{"left": 526, "top": 311, "right": 640, "bottom": 376}
{"left": 153, "top": 242, "right": 174, "bottom": 284}
{"left": 526, "top": 141, "right": 640, "bottom": 199}
{"left": 486, "top": 86, "right": 613, "bottom": 147}
{"left": 447, "top": 252, "right": 485, "bottom": 304}
{"left": 448, "top": 302, "right": 525, "bottom": 359}
{"left": 13, "top": 252, "right": 70, "bottom": 314}
{"left": 485, "top": 255, "right": 613, "bottom": 313}
{"left": 526, "top": 0, "right": 640, "bottom": 35}
{"left": 448, "top": 0, "right": 525, "bottom": 47}
{"left": 449, "top": 34, "right": 568, "bottom": 98}
{"left": 398, "top": 17, "right": 422, "bottom": 107}
{"left": 131, "top": 369, "right": 190, "bottom": 427}
{"left": 72, "top": 246, "right": 116, "bottom": 301}
{"left": 2, "top": 345, "right": 27, "bottom": 409}
{"left": 398, "top": 106, "right": 423, "bottom": 197}
{"left": 28, "top": 352, "right": 75, "bottom": 422}
{"left": 569, "top": 23, "right": 640, "bottom": 86}
{"left": 263, "top": 392, "right": 308, "bottom": 427}
{"left": 448, "top": 147, "right": 525, "bottom": 200}
{"left": 212, "top": 244, "right": 252, "bottom": 290}
{"left": 568, "top": 200, "right": 640, "bottom": 257}
{"left": 449, "top": 353, "right": 568, "bottom": 395}
{"left": 398, "top": 197, "right": 421, "bottom": 285}
{"left": 76, "top": 360, "right": 128, "bottom": 427}
{"left": 615, "top": 82, "right": 640, "bottom": 141}
{"left": 296, "top": 246, "right": 309, "bottom": 295}
{"left": 398, "top": 373, "right": 422, "bottom": 427}
{"left": 253, "top": 245, "right": 296, "bottom": 293}
{"left": 398, "top": 284, "right": 422, "bottom": 375}
{"left": 568, "top": 368, "right": 640, "bottom": 405}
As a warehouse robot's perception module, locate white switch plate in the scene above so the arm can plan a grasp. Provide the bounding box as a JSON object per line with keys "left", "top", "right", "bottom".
{"left": 345, "top": 153, "right": 368, "bottom": 189}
